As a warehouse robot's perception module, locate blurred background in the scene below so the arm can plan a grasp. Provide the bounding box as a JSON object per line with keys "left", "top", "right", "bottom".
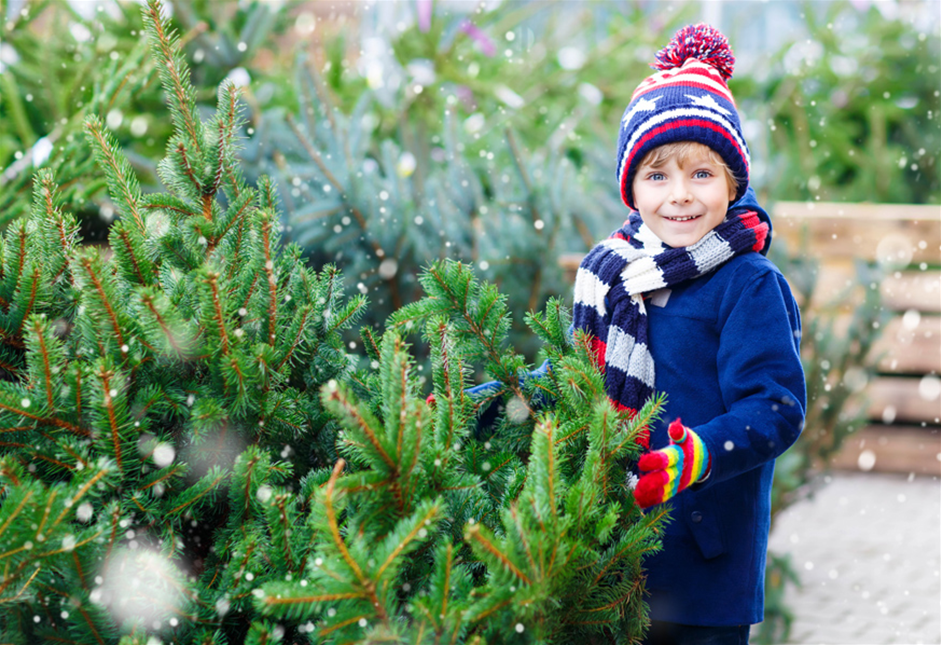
{"left": 2, "top": 0, "right": 939, "bottom": 642}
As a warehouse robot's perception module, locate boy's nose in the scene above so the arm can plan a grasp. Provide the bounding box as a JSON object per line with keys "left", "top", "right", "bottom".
{"left": 669, "top": 180, "right": 693, "bottom": 204}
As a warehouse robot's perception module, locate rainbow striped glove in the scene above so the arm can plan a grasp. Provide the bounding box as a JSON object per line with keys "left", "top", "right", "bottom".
{"left": 633, "top": 419, "right": 711, "bottom": 509}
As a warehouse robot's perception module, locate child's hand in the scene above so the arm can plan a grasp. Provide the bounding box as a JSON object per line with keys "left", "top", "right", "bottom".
{"left": 633, "top": 419, "right": 711, "bottom": 509}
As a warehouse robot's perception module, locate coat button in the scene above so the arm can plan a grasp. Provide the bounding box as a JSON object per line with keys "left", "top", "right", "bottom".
{"left": 690, "top": 511, "right": 703, "bottom": 523}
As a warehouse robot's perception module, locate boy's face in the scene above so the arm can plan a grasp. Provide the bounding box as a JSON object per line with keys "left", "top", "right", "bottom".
{"left": 631, "top": 148, "right": 736, "bottom": 248}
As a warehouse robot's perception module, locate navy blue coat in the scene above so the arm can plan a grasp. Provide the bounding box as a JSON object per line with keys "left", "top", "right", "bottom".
{"left": 641, "top": 249, "right": 805, "bottom": 626}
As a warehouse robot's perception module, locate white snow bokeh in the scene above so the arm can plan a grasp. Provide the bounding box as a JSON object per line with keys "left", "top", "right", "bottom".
{"left": 179, "top": 431, "right": 246, "bottom": 482}
{"left": 505, "top": 396, "right": 530, "bottom": 425}
{"left": 557, "top": 46, "right": 586, "bottom": 70}
{"left": 31, "top": 137, "right": 53, "bottom": 167}
{"left": 396, "top": 151, "right": 417, "bottom": 178}
{"left": 875, "top": 233, "right": 914, "bottom": 269}
{"left": 918, "top": 375, "right": 940, "bottom": 401}
{"left": 91, "top": 548, "right": 188, "bottom": 629}
{"left": 294, "top": 11, "right": 316, "bottom": 36}
{"left": 0, "top": 42, "right": 20, "bottom": 75}
{"left": 152, "top": 443, "right": 176, "bottom": 468}
{"left": 225, "top": 67, "right": 251, "bottom": 89}
{"left": 494, "top": 85, "right": 524, "bottom": 109}
{"left": 378, "top": 258, "right": 398, "bottom": 280}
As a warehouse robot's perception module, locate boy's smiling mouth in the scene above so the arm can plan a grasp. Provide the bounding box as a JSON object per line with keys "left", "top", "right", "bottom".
{"left": 664, "top": 214, "right": 702, "bottom": 222}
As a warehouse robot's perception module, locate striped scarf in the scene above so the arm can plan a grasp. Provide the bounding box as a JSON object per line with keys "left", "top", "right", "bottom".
{"left": 572, "top": 209, "right": 769, "bottom": 441}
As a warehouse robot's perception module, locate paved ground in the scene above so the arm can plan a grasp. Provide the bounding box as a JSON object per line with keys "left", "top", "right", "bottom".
{"left": 754, "top": 471, "right": 941, "bottom": 644}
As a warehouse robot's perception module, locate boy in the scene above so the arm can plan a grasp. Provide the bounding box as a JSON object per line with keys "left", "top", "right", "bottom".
{"left": 572, "top": 24, "right": 806, "bottom": 645}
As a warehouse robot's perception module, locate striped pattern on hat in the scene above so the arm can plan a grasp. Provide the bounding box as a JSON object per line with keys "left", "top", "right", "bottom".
{"left": 572, "top": 209, "right": 769, "bottom": 430}
{"left": 616, "top": 24, "right": 750, "bottom": 211}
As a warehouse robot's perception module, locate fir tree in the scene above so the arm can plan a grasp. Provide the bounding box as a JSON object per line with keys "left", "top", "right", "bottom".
{"left": 0, "top": 2, "right": 664, "bottom": 643}
{"left": 250, "top": 260, "right": 665, "bottom": 643}
{"left": 0, "top": 2, "right": 364, "bottom": 642}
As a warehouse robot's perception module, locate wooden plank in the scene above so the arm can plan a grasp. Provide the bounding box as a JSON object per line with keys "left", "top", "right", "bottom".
{"left": 772, "top": 201, "right": 941, "bottom": 265}
{"left": 794, "top": 260, "right": 865, "bottom": 311}
{"left": 829, "top": 425, "right": 941, "bottom": 476}
{"left": 875, "top": 315, "right": 941, "bottom": 374}
{"left": 775, "top": 201, "right": 941, "bottom": 222}
{"left": 880, "top": 270, "right": 941, "bottom": 313}
{"left": 867, "top": 377, "right": 941, "bottom": 424}
{"left": 790, "top": 265, "right": 940, "bottom": 313}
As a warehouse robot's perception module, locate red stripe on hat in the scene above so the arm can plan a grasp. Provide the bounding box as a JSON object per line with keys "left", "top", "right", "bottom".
{"left": 620, "top": 118, "right": 748, "bottom": 205}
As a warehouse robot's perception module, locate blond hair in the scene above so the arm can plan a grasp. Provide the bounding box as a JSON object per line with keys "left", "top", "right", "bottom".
{"left": 637, "top": 141, "right": 741, "bottom": 195}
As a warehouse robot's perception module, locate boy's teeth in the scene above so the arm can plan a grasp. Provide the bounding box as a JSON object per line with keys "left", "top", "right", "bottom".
{"left": 668, "top": 215, "right": 698, "bottom": 221}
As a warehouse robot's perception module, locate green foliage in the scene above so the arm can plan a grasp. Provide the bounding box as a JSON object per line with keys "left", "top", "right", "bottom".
{"left": 237, "top": 3, "right": 700, "bottom": 355}
{"left": 0, "top": 0, "right": 294, "bottom": 232}
{"left": 0, "top": 0, "right": 156, "bottom": 230}
{"left": 302, "top": 2, "right": 695, "bottom": 156}
{"left": 0, "top": 2, "right": 364, "bottom": 642}
{"left": 249, "top": 58, "right": 611, "bottom": 357}
{"left": 735, "top": 1, "right": 940, "bottom": 204}
{"left": 253, "top": 258, "right": 665, "bottom": 643}
{"left": 1, "top": 3, "right": 664, "bottom": 643}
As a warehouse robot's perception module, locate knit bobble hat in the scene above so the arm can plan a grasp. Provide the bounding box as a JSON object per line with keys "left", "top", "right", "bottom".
{"left": 616, "top": 24, "right": 750, "bottom": 211}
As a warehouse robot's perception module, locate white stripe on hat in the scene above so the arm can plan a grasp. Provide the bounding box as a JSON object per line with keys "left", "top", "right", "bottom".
{"left": 624, "top": 106, "right": 749, "bottom": 163}
{"left": 635, "top": 72, "right": 734, "bottom": 104}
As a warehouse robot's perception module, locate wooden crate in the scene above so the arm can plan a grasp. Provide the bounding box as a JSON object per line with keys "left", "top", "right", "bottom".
{"left": 773, "top": 201, "right": 940, "bottom": 475}
{"left": 559, "top": 201, "right": 941, "bottom": 475}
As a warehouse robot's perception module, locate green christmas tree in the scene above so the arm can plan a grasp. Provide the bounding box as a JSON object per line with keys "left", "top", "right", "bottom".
{"left": 242, "top": 260, "right": 666, "bottom": 643}
{"left": 0, "top": 1, "right": 364, "bottom": 641}
{"left": 0, "top": 2, "right": 664, "bottom": 643}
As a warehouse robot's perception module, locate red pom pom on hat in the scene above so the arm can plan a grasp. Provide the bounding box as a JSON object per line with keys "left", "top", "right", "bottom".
{"left": 652, "top": 23, "right": 735, "bottom": 80}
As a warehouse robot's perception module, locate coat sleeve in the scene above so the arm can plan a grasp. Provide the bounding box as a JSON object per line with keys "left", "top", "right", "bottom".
{"left": 692, "top": 266, "right": 806, "bottom": 487}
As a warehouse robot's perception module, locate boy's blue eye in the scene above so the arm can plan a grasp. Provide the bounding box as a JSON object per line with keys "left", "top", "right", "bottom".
{"left": 649, "top": 172, "right": 665, "bottom": 181}
{"left": 694, "top": 170, "right": 713, "bottom": 179}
